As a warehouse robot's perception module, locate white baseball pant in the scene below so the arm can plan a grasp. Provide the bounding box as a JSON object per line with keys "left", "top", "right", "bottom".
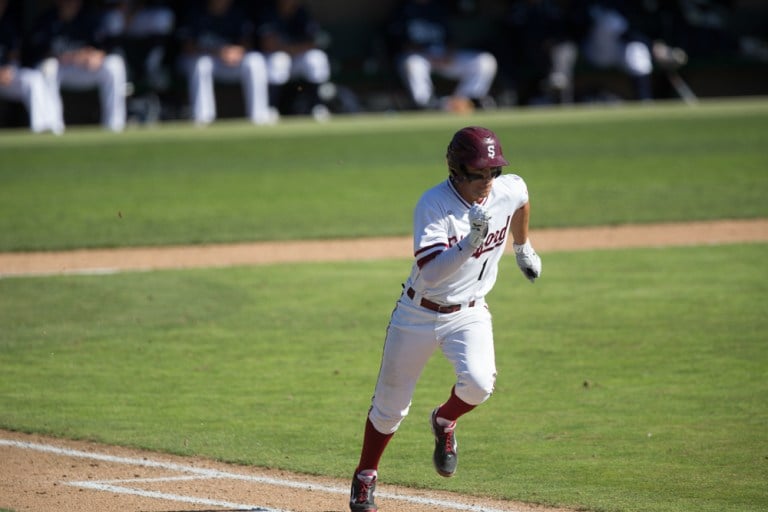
{"left": 0, "top": 65, "right": 63, "bottom": 133}
{"left": 400, "top": 49, "right": 497, "bottom": 107}
{"left": 368, "top": 295, "right": 496, "bottom": 435}
{"left": 183, "top": 52, "right": 273, "bottom": 125}
{"left": 39, "top": 54, "right": 127, "bottom": 132}
{"left": 266, "top": 48, "right": 331, "bottom": 85}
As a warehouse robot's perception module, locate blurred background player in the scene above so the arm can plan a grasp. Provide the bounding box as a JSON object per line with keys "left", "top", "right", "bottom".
{"left": 101, "top": 0, "right": 176, "bottom": 123}
{"left": 253, "top": 0, "right": 332, "bottom": 120}
{"left": 26, "top": 0, "right": 127, "bottom": 132}
{"left": 386, "top": 0, "right": 498, "bottom": 112}
{"left": 499, "top": 0, "right": 578, "bottom": 105}
{"left": 176, "top": 0, "right": 276, "bottom": 126}
{"left": 0, "top": 0, "right": 62, "bottom": 133}
{"left": 568, "top": 0, "right": 656, "bottom": 101}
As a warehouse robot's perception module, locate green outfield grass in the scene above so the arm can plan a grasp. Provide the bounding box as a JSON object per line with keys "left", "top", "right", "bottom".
{"left": 1, "top": 245, "right": 766, "bottom": 512}
{"left": 1, "top": 98, "right": 767, "bottom": 512}
{"left": 0, "top": 98, "right": 766, "bottom": 251}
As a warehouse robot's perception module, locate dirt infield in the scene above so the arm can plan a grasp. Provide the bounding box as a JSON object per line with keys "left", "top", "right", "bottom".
{"left": 0, "top": 430, "right": 574, "bottom": 512}
{"left": 1, "top": 219, "right": 767, "bottom": 277}
{"left": 1, "top": 219, "right": 766, "bottom": 511}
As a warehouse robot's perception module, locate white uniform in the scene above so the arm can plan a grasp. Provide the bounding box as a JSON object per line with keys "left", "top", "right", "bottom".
{"left": 181, "top": 52, "right": 274, "bottom": 126}
{"left": 40, "top": 55, "right": 127, "bottom": 133}
{"left": 0, "top": 65, "right": 63, "bottom": 133}
{"left": 368, "top": 174, "right": 529, "bottom": 434}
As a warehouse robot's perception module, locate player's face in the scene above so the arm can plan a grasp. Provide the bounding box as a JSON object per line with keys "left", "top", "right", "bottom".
{"left": 457, "top": 166, "right": 501, "bottom": 203}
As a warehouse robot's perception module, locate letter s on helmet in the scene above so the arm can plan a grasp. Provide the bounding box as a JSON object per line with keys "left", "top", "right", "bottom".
{"left": 446, "top": 126, "right": 509, "bottom": 176}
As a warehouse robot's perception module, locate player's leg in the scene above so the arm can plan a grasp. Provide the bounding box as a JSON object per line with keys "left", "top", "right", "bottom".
{"left": 96, "top": 54, "right": 127, "bottom": 132}
{"left": 399, "top": 52, "right": 434, "bottom": 108}
{"left": 291, "top": 48, "right": 330, "bottom": 84}
{"left": 351, "top": 302, "right": 437, "bottom": 511}
{"left": 37, "top": 57, "right": 65, "bottom": 133}
{"left": 239, "top": 51, "right": 276, "bottom": 125}
{"left": 440, "top": 307, "right": 497, "bottom": 408}
{"left": 364, "top": 303, "right": 437, "bottom": 456}
{"left": 290, "top": 49, "right": 332, "bottom": 119}
{"left": 185, "top": 55, "right": 216, "bottom": 125}
{"left": 622, "top": 41, "right": 653, "bottom": 100}
{"left": 439, "top": 50, "right": 497, "bottom": 105}
{"left": 431, "top": 306, "right": 496, "bottom": 476}
{"left": 0, "top": 66, "right": 55, "bottom": 133}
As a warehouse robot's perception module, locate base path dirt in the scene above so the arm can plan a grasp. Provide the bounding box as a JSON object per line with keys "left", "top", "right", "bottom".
{"left": 1, "top": 430, "right": 573, "bottom": 512}
{"left": 1, "top": 219, "right": 767, "bottom": 511}
{"left": 1, "top": 219, "right": 767, "bottom": 277}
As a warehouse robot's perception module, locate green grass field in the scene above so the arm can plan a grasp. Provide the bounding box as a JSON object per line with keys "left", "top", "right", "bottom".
{"left": 1, "top": 99, "right": 767, "bottom": 512}
{"left": 1, "top": 98, "right": 766, "bottom": 251}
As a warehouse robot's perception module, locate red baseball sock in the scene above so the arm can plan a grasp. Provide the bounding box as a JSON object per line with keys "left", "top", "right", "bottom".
{"left": 355, "top": 417, "right": 394, "bottom": 473}
{"left": 436, "top": 386, "right": 476, "bottom": 422}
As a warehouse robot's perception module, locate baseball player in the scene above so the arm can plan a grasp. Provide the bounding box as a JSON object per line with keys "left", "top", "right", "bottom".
{"left": 349, "top": 126, "right": 542, "bottom": 512}
{"left": 254, "top": 0, "right": 332, "bottom": 119}
{"left": 177, "top": 0, "right": 276, "bottom": 126}
{"left": 0, "top": 0, "right": 62, "bottom": 133}
{"left": 26, "top": 0, "right": 127, "bottom": 132}
{"left": 387, "top": 0, "right": 498, "bottom": 110}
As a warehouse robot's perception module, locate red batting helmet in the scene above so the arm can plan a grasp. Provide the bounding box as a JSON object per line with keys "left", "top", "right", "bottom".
{"left": 446, "top": 126, "right": 509, "bottom": 176}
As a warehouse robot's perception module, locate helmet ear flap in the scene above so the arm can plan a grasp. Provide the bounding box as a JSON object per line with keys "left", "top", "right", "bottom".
{"left": 448, "top": 162, "right": 467, "bottom": 183}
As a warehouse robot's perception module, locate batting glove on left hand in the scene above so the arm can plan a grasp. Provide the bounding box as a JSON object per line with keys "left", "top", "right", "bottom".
{"left": 513, "top": 240, "right": 542, "bottom": 283}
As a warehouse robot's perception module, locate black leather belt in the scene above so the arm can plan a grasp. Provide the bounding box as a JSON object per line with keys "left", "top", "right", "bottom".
{"left": 407, "top": 287, "right": 475, "bottom": 314}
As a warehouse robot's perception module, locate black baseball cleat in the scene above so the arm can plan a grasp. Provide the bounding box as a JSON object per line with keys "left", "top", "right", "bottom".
{"left": 430, "top": 408, "right": 458, "bottom": 477}
{"left": 350, "top": 469, "right": 378, "bottom": 512}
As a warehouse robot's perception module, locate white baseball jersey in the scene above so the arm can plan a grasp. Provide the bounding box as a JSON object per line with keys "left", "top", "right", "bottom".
{"left": 405, "top": 174, "right": 529, "bottom": 305}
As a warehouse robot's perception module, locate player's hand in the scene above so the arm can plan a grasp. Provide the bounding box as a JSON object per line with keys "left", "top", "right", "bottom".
{"left": 467, "top": 203, "right": 491, "bottom": 248}
{"left": 513, "top": 240, "right": 541, "bottom": 283}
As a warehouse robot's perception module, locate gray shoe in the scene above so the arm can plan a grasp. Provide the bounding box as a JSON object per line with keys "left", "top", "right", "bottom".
{"left": 430, "top": 408, "right": 458, "bottom": 477}
{"left": 350, "top": 469, "right": 378, "bottom": 511}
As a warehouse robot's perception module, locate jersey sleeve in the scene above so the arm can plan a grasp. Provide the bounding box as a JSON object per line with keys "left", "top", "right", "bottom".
{"left": 498, "top": 173, "right": 529, "bottom": 211}
{"left": 412, "top": 188, "right": 450, "bottom": 268}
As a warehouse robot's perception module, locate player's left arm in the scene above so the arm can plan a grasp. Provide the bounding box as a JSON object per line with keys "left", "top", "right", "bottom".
{"left": 511, "top": 201, "right": 542, "bottom": 283}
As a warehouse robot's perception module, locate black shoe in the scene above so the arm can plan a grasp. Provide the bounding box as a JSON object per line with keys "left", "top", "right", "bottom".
{"left": 350, "top": 469, "right": 378, "bottom": 512}
{"left": 431, "top": 408, "right": 458, "bottom": 477}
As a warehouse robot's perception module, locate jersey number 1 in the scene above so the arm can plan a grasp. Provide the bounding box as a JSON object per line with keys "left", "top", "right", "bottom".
{"left": 478, "top": 259, "right": 488, "bottom": 280}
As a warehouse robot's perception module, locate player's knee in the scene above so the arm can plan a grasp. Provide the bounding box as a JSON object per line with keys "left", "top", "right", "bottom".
{"left": 624, "top": 41, "right": 652, "bottom": 76}
{"left": 455, "top": 372, "right": 496, "bottom": 405}
{"left": 303, "top": 50, "right": 331, "bottom": 83}
{"left": 267, "top": 52, "right": 291, "bottom": 84}
{"left": 243, "top": 52, "right": 267, "bottom": 74}
{"left": 402, "top": 54, "right": 428, "bottom": 76}
{"left": 473, "top": 52, "right": 497, "bottom": 76}
{"left": 368, "top": 402, "right": 409, "bottom": 435}
{"left": 102, "top": 54, "right": 126, "bottom": 81}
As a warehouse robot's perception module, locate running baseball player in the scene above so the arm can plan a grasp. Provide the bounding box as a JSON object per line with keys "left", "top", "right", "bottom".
{"left": 349, "top": 126, "right": 542, "bottom": 512}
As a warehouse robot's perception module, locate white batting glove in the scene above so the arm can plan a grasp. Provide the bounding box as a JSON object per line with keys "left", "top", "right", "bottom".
{"left": 467, "top": 204, "right": 491, "bottom": 248}
{"left": 513, "top": 240, "right": 542, "bottom": 283}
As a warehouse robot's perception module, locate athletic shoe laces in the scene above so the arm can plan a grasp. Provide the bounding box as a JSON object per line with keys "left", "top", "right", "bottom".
{"left": 353, "top": 473, "right": 376, "bottom": 504}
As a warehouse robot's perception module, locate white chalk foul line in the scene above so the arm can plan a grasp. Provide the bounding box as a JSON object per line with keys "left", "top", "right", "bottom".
{"left": 1, "top": 438, "right": 520, "bottom": 512}
{"left": 68, "top": 480, "right": 284, "bottom": 511}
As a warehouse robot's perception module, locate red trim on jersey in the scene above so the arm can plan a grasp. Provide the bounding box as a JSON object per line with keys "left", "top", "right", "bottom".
{"left": 417, "top": 250, "right": 441, "bottom": 268}
{"left": 415, "top": 242, "right": 446, "bottom": 268}
{"left": 415, "top": 242, "right": 446, "bottom": 257}
{"left": 447, "top": 178, "right": 491, "bottom": 207}
{"left": 447, "top": 179, "right": 470, "bottom": 207}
